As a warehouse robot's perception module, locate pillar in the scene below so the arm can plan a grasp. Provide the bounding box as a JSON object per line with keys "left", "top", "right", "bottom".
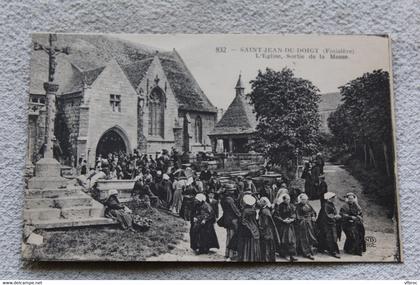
{"left": 28, "top": 82, "right": 67, "bottom": 189}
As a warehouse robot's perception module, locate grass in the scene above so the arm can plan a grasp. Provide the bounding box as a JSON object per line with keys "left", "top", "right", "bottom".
{"left": 341, "top": 158, "right": 396, "bottom": 217}
{"left": 27, "top": 205, "right": 187, "bottom": 261}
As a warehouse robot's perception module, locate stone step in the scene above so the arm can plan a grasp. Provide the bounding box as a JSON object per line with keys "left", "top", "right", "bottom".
{"left": 24, "top": 196, "right": 93, "bottom": 209}
{"left": 26, "top": 187, "right": 81, "bottom": 199}
{"left": 24, "top": 208, "right": 61, "bottom": 222}
{"left": 60, "top": 205, "right": 104, "bottom": 220}
{"left": 32, "top": 217, "right": 117, "bottom": 229}
{"left": 27, "top": 176, "right": 68, "bottom": 190}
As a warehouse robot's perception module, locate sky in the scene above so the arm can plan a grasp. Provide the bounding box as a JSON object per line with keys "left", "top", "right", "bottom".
{"left": 114, "top": 34, "right": 391, "bottom": 110}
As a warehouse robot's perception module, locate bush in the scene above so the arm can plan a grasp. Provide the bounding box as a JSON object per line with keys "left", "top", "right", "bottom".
{"left": 344, "top": 157, "right": 395, "bottom": 217}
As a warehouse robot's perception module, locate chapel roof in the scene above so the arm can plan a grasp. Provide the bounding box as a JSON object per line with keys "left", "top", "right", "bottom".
{"left": 210, "top": 77, "right": 257, "bottom": 136}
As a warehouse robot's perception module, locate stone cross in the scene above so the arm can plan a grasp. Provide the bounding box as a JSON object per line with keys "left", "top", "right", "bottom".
{"left": 33, "top": 34, "right": 70, "bottom": 159}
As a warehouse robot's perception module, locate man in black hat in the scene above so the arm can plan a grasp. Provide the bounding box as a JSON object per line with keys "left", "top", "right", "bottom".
{"left": 199, "top": 164, "right": 212, "bottom": 192}
{"left": 218, "top": 184, "right": 241, "bottom": 261}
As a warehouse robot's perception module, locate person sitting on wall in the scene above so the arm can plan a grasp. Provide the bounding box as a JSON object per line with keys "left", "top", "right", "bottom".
{"left": 104, "top": 189, "right": 135, "bottom": 231}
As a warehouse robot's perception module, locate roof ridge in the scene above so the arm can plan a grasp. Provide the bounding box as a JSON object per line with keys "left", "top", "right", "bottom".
{"left": 171, "top": 49, "right": 216, "bottom": 111}
{"left": 120, "top": 56, "right": 154, "bottom": 67}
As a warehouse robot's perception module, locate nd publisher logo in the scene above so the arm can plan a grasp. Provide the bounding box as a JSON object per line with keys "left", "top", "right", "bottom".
{"left": 365, "top": 236, "right": 376, "bottom": 247}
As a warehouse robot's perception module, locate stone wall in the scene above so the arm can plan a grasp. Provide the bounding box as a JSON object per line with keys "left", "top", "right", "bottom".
{"left": 85, "top": 59, "right": 139, "bottom": 165}
{"left": 27, "top": 95, "right": 47, "bottom": 164}
{"left": 139, "top": 56, "right": 180, "bottom": 154}
{"left": 57, "top": 94, "right": 82, "bottom": 160}
{"left": 188, "top": 111, "right": 216, "bottom": 153}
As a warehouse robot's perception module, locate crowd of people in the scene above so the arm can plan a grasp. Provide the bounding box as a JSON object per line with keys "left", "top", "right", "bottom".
{"left": 87, "top": 149, "right": 366, "bottom": 262}
{"left": 215, "top": 184, "right": 365, "bottom": 262}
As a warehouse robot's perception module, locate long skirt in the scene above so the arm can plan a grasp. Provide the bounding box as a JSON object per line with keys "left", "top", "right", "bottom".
{"left": 318, "top": 224, "right": 339, "bottom": 254}
{"left": 277, "top": 223, "right": 297, "bottom": 257}
{"left": 190, "top": 222, "right": 219, "bottom": 253}
{"left": 237, "top": 236, "right": 261, "bottom": 262}
{"left": 225, "top": 228, "right": 237, "bottom": 259}
{"left": 109, "top": 209, "right": 132, "bottom": 230}
{"left": 296, "top": 219, "right": 318, "bottom": 256}
{"left": 162, "top": 188, "right": 172, "bottom": 209}
{"left": 343, "top": 222, "right": 366, "bottom": 255}
{"left": 305, "top": 179, "right": 315, "bottom": 199}
{"left": 260, "top": 238, "right": 276, "bottom": 262}
{"left": 180, "top": 196, "right": 194, "bottom": 221}
{"left": 171, "top": 189, "right": 183, "bottom": 213}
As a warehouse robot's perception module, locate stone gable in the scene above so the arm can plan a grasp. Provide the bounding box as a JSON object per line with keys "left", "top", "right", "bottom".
{"left": 85, "top": 59, "right": 138, "bottom": 164}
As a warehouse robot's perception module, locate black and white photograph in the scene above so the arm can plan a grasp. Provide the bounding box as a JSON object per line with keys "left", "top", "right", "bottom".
{"left": 22, "top": 33, "right": 401, "bottom": 262}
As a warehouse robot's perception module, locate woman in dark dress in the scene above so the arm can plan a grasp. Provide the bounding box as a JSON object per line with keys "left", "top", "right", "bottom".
{"left": 317, "top": 192, "right": 341, "bottom": 258}
{"left": 301, "top": 162, "right": 314, "bottom": 199}
{"left": 180, "top": 183, "right": 197, "bottom": 221}
{"left": 236, "top": 195, "right": 261, "bottom": 262}
{"left": 190, "top": 193, "right": 219, "bottom": 254}
{"left": 340, "top": 192, "right": 366, "bottom": 256}
{"left": 258, "top": 197, "right": 280, "bottom": 262}
{"left": 310, "top": 163, "right": 321, "bottom": 200}
{"left": 104, "top": 189, "right": 134, "bottom": 231}
{"left": 295, "top": 193, "right": 317, "bottom": 260}
{"left": 273, "top": 193, "right": 298, "bottom": 262}
{"left": 156, "top": 174, "right": 173, "bottom": 209}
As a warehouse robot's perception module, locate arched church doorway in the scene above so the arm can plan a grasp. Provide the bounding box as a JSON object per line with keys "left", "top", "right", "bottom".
{"left": 96, "top": 128, "right": 129, "bottom": 158}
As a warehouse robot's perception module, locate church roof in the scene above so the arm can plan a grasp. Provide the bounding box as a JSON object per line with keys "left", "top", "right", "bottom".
{"left": 158, "top": 51, "right": 216, "bottom": 113}
{"left": 120, "top": 58, "right": 154, "bottom": 91}
{"left": 29, "top": 34, "right": 216, "bottom": 113}
{"left": 60, "top": 65, "right": 106, "bottom": 94}
{"left": 210, "top": 91, "right": 257, "bottom": 136}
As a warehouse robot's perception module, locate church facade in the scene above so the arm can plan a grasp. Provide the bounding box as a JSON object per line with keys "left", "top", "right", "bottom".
{"left": 27, "top": 34, "right": 217, "bottom": 168}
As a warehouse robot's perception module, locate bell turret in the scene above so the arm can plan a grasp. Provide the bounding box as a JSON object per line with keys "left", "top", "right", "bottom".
{"left": 235, "top": 73, "right": 245, "bottom": 96}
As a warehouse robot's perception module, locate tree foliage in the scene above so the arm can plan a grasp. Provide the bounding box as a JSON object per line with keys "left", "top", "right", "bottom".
{"left": 327, "top": 70, "right": 393, "bottom": 174}
{"left": 248, "top": 68, "right": 321, "bottom": 167}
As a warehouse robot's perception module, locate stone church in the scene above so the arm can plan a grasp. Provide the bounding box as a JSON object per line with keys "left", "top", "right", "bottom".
{"left": 27, "top": 34, "right": 217, "bottom": 168}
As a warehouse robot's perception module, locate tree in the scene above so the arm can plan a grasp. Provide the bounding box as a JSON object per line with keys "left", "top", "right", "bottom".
{"left": 328, "top": 69, "right": 393, "bottom": 175}
{"left": 248, "top": 68, "right": 321, "bottom": 173}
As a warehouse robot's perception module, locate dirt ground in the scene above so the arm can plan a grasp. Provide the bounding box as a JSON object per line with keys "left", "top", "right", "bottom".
{"left": 148, "top": 163, "right": 400, "bottom": 262}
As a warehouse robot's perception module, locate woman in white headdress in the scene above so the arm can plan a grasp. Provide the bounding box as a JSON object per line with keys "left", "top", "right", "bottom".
{"left": 339, "top": 192, "right": 366, "bottom": 256}
{"left": 295, "top": 193, "right": 317, "bottom": 260}
{"left": 234, "top": 194, "right": 261, "bottom": 262}
{"left": 273, "top": 193, "right": 298, "bottom": 262}
{"left": 316, "top": 191, "right": 341, "bottom": 258}
{"left": 104, "top": 189, "right": 134, "bottom": 231}
{"left": 258, "top": 197, "right": 280, "bottom": 262}
{"left": 190, "top": 193, "right": 219, "bottom": 254}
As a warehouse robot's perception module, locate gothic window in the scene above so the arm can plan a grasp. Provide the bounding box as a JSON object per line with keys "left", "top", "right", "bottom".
{"left": 110, "top": 94, "right": 121, "bottom": 112}
{"left": 195, "top": 116, "right": 202, "bottom": 144}
{"left": 148, "top": 87, "right": 165, "bottom": 137}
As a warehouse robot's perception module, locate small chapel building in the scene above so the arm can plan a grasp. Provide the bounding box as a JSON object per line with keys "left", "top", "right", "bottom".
{"left": 27, "top": 34, "right": 217, "bottom": 167}
{"left": 208, "top": 74, "right": 257, "bottom": 154}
